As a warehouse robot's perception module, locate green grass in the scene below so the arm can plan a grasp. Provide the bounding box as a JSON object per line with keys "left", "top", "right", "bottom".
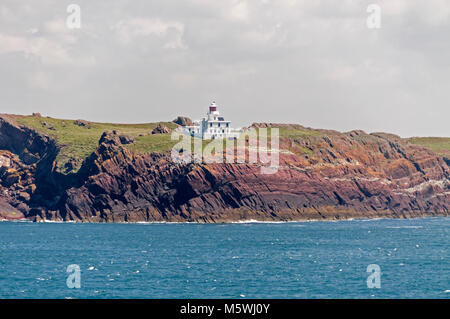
{"left": 296, "top": 146, "right": 314, "bottom": 157}
{"left": 407, "top": 137, "right": 450, "bottom": 156}
{"left": 14, "top": 114, "right": 292, "bottom": 173}
{"left": 128, "top": 133, "right": 180, "bottom": 154}
{"left": 13, "top": 115, "right": 178, "bottom": 173}
{"left": 278, "top": 127, "right": 322, "bottom": 139}
{"left": 18, "top": 114, "right": 447, "bottom": 176}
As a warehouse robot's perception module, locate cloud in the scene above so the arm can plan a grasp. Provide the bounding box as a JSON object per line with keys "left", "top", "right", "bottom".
{"left": 0, "top": 5, "right": 13, "bottom": 20}
{"left": 43, "top": 18, "right": 79, "bottom": 44}
{"left": 230, "top": 1, "right": 249, "bottom": 21}
{"left": 0, "top": 33, "right": 27, "bottom": 54}
{"left": 383, "top": 0, "right": 450, "bottom": 25}
{"left": 44, "top": 18, "right": 67, "bottom": 34}
{"left": 0, "top": 0, "right": 448, "bottom": 136}
{"left": 0, "top": 32, "right": 94, "bottom": 66}
{"left": 113, "top": 18, "right": 186, "bottom": 49}
{"left": 28, "top": 71, "right": 51, "bottom": 89}
{"left": 27, "top": 37, "right": 73, "bottom": 65}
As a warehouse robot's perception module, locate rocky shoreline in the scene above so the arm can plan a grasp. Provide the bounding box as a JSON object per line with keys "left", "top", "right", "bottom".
{"left": 0, "top": 115, "right": 448, "bottom": 223}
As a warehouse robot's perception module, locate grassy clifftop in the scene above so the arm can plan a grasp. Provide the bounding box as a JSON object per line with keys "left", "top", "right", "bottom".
{"left": 12, "top": 115, "right": 178, "bottom": 173}
{"left": 8, "top": 114, "right": 450, "bottom": 174}
{"left": 10, "top": 117, "right": 326, "bottom": 173}
{"left": 406, "top": 137, "right": 450, "bottom": 157}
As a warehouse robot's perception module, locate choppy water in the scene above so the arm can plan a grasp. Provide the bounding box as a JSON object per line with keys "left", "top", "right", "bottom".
{"left": 0, "top": 217, "right": 448, "bottom": 299}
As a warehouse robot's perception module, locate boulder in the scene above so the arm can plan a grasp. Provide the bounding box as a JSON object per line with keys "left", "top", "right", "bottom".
{"left": 3, "top": 170, "right": 20, "bottom": 187}
{"left": 0, "top": 199, "right": 24, "bottom": 220}
{"left": 41, "top": 121, "right": 55, "bottom": 130}
{"left": 18, "top": 192, "right": 31, "bottom": 202}
{"left": 172, "top": 116, "right": 193, "bottom": 126}
{"left": 63, "top": 158, "right": 79, "bottom": 173}
{"left": 99, "top": 131, "right": 134, "bottom": 145}
{"left": 99, "top": 131, "right": 121, "bottom": 145}
{"left": 73, "top": 119, "right": 91, "bottom": 128}
{"left": 152, "top": 124, "right": 172, "bottom": 135}
{"left": 25, "top": 184, "right": 37, "bottom": 194}
{"left": 119, "top": 134, "right": 135, "bottom": 145}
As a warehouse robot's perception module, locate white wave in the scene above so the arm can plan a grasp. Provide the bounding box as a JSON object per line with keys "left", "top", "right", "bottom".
{"left": 42, "top": 219, "right": 75, "bottom": 223}
{"left": 231, "top": 219, "right": 295, "bottom": 224}
{"left": 0, "top": 218, "right": 32, "bottom": 223}
{"left": 386, "top": 226, "right": 423, "bottom": 229}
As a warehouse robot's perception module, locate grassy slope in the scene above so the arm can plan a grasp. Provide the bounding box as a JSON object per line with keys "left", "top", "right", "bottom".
{"left": 10, "top": 115, "right": 450, "bottom": 173}
{"left": 406, "top": 137, "right": 450, "bottom": 157}
{"left": 13, "top": 115, "right": 178, "bottom": 172}
{"left": 11, "top": 116, "right": 324, "bottom": 171}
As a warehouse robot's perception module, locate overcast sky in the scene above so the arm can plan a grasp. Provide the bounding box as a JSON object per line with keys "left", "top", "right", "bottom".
{"left": 1, "top": 0, "right": 449, "bottom": 137}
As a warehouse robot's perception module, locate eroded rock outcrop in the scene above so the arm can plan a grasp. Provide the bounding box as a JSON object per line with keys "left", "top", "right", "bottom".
{"left": 39, "top": 131, "right": 450, "bottom": 222}
{"left": 173, "top": 116, "right": 193, "bottom": 127}
{"left": 152, "top": 124, "right": 172, "bottom": 135}
{"left": 0, "top": 116, "right": 448, "bottom": 222}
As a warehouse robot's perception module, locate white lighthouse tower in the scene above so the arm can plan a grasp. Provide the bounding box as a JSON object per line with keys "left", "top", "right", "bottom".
{"left": 183, "top": 101, "right": 239, "bottom": 139}
{"left": 207, "top": 101, "right": 219, "bottom": 121}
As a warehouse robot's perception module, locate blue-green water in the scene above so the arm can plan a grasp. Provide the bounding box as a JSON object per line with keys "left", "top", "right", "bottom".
{"left": 0, "top": 217, "right": 448, "bottom": 299}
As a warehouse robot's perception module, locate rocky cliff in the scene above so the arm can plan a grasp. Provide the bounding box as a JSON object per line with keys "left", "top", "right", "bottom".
{"left": 0, "top": 115, "right": 448, "bottom": 222}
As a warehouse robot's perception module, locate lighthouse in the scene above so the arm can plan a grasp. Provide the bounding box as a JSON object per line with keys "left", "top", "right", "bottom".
{"left": 183, "top": 101, "right": 240, "bottom": 140}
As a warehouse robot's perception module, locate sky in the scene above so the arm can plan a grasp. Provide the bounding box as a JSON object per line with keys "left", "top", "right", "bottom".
{"left": 0, "top": 0, "right": 449, "bottom": 137}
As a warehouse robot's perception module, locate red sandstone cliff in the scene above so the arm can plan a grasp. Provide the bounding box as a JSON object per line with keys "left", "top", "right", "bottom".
{"left": 0, "top": 116, "right": 448, "bottom": 222}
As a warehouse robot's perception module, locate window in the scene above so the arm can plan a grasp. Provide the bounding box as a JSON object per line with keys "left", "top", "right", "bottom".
{"left": 226, "top": 123, "right": 229, "bottom": 127}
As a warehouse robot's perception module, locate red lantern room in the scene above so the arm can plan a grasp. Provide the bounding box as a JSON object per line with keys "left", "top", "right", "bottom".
{"left": 209, "top": 101, "right": 217, "bottom": 112}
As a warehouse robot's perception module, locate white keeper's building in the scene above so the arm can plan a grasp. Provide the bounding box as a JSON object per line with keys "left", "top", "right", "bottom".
{"left": 183, "top": 102, "right": 240, "bottom": 139}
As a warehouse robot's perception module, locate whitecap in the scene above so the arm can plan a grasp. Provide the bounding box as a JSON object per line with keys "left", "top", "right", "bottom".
{"left": 231, "top": 219, "right": 288, "bottom": 224}
{"left": 386, "top": 226, "right": 423, "bottom": 229}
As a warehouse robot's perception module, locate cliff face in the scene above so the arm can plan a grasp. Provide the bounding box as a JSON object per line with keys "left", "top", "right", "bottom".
{"left": 0, "top": 116, "right": 448, "bottom": 222}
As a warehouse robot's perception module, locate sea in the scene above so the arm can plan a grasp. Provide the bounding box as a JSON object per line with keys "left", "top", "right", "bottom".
{"left": 0, "top": 217, "right": 448, "bottom": 299}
